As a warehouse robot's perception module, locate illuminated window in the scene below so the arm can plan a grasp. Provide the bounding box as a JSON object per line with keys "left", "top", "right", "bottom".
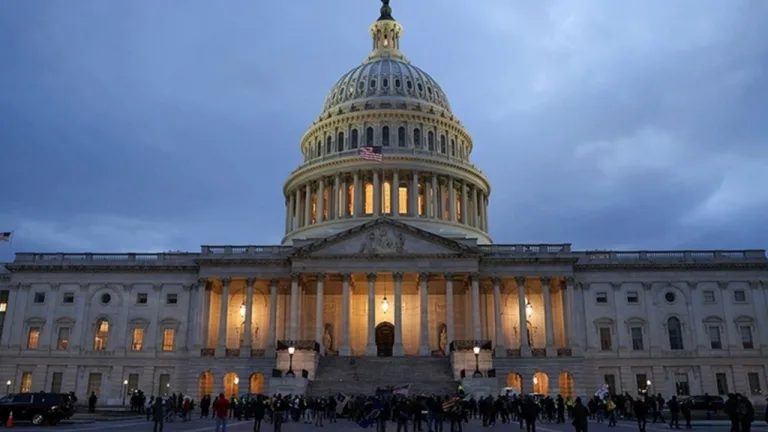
{"left": 418, "top": 184, "right": 426, "bottom": 216}
{"left": 20, "top": 372, "right": 32, "bottom": 393}
{"left": 322, "top": 188, "right": 329, "bottom": 220}
{"left": 351, "top": 129, "right": 359, "bottom": 149}
{"left": 456, "top": 191, "right": 462, "bottom": 222}
{"left": 337, "top": 186, "right": 345, "bottom": 217}
{"left": 162, "top": 328, "right": 175, "bottom": 352}
{"left": 382, "top": 181, "right": 392, "bottom": 214}
{"left": 27, "top": 327, "right": 41, "bottom": 349}
{"left": 364, "top": 182, "right": 374, "bottom": 215}
{"left": 57, "top": 327, "right": 69, "bottom": 350}
{"left": 337, "top": 132, "right": 345, "bottom": 152}
{"left": 398, "top": 185, "right": 408, "bottom": 215}
{"left": 131, "top": 328, "right": 144, "bottom": 351}
{"left": 94, "top": 319, "right": 109, "bottom": 350}
{"left": 311, "top": 193, "right": 317, "bottom": 224}
{"left": 347, "top": 184, "right": 355, "bottom": 216}
{"left": 0, "top": 302, "right": 6, "bottom": 312}
{"left": 442, "top": 187, "right": 450, "bottom": 220}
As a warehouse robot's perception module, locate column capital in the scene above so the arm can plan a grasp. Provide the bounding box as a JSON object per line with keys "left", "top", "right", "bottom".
{"left": 541, "top": 276, "right": 551, "bottom": 286}
{"left": 269, "top": 278, "right": 280, "bottom": 287}
{"left": 220, "top": 277, "right": 231, "bottom": 287}
{"left": 49, "top": 283, "right": 61, "bottom": 292}
{"left": 690, "top": 281, "right": 700, "bottom": 291}
{"left": 444, "top": 272, "right": 454, "bottom": 280}
{"left": 641, "top": 282, "right": 652, "bottom": 291}
{"left": 197, "top": 277, "right": 208, "bottom": 287}
{"left": 748, "top": 280, "right": 759, "bottom": 290}
{"left": 419, "top": 272, "right": 429, "bottom": 282}
{"left": 470, "top": 272, "right": 480, "bottom": 282}
{"left": 341, "top": 273, "right": 351, "bottom": 282}
{"left": 515, "top": 276, "right": 526, "bottom": 286}
{"left": 565, "top": 276, "right": 575, "bottom": 286}
{"left": 291, "top": 273, "right": 301, "bottom": 282}
{"left": 316, "top": 273, "right": 326, "bottom": 281}
{"left": 611, "top": 282, "right": 621, "bottom": 291}
{"left": 367, "top": 272, "right": 377, "bottom": 282}
{"left": 491, "top": 277, "right": 501, "bottom": 286}
{"left": 153, "top": 283, "right": 163, "bottom": 292}
{"left": 717, "top": 280, "right": 729, "bottom": 290}
{"left": 245, "top": 278, "right": 256, "bottom": 287}
{"left": 393, "top": 272, "right": 404, "bottom": 282}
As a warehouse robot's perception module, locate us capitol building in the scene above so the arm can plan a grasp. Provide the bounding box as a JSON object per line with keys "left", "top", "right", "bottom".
{"left": 1, "top": 1, "right": 767, "bottom": 405}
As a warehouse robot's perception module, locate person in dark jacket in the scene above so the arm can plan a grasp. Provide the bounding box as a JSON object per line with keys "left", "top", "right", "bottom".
{"left": 571, "top": 397, "right": 589, "bottom": 432}
{"left": 152, "top": 397, "right": 165, "bottom": 432}
{"left": 634, "top": 398, "right": 648, "bottom": 432}
{"left": 252, "top": 396, "right": 265, "bottom": 432}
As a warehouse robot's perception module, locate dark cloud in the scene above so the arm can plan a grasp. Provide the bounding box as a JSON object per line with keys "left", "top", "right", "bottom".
{"left": 1, "top": 0, "right": 766, "bottom": 261}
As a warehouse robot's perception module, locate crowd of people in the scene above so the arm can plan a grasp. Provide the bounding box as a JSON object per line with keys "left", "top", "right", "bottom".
{"left": 125, "top": 387, "right": 764, "bottom": 432}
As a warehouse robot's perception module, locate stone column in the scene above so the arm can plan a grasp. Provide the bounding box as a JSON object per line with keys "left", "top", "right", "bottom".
{"left": 445, "top": 274, "right": 455, "bottom": 347}
{"left": 517, "top": 276, "right": 531, "bottom": 355}
{"left": 340, "top": 273, "right": 352, "bottom": 356}
{"left": 289, "top": 274, "right": 300, "bottom": 340}
{"left": 480, "top": 194, "right": 487, "bottom": 231}
{"left": 216, "top": 278, "right": 230, "bottom": 356}
{"left": 192, "top": 278, "right": 207, "bottom": 351}
{"left": 565, "top": 277, "right": 576, "bottom": 350}
{"left": 373, "top": 171, "right": 381, "bottom": 216}
{"left": 242, "top": 278, "right": 254, "bottom": 356}
{"left": 392, "top": 171, "right": 400, "bottom": 217}
{"left": 542, "top": 277, "right": 556, "bottom": 356}
{"left": 471, "top": 274, "right": 481, "bottom": 340}
{"left": 353, "top": 171, "right": 362, "bottom": 216}
{"left": 304, "top": 183, "right": 312, "bottom": 225}
{"left": 267, "top": 279, "right": 278, "bottom": 354}
{"left": 431, "top": 175, "right": 439, "bottom": 219}
{"left": 0, "top": 288, "right": 17, "bottom": 347}
{"left": 366, "top": 273, "right": 377, "bottom": 356}
{"left": 493, "top": 278, "right": 506, "bottom": 357}
{"left": 448, "top": 177, "right": 457, "bottom": 222}
{"left": 315, "top": 274, "right": 325, "bottom": 354}
{"left": 473, "top": 187, "right": 480, "bottom": 228}
{"left": 293, "top": 188, "right": 302, "bottom": 228}
{"left": 393, "top": 272, "right": 404, "bottom": 356}
{"left": 286, "top": 195, "right": 294, "bottom": 233}
{"left": 40, "top": 284, "right": 60, "bottom": 349}
{"left": 200, "top": 281, "right": 212, "bottom": 350}
{"left": 341, "top": 178, "right": 349, "bottom": 218}
{"left": 114, "top": 284, "right": 130, "bottom": 354}
{"left": 461, "top": 181, "right": 468, "bottom": 224}
{"left": 333, "top": 174, "right": 341, "bottom": 220}
{"left": 317, "top": 178, "right": 325, "bottom": 223}
{"left": 419, "top": 273, "right": 430, "bottom": 355}
{"left": 411, "top": 171, "right": 419, "bottom": 217}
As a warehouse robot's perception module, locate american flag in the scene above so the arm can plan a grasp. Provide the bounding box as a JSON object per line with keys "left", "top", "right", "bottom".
{"left": 359, "top": 146, "right": 383, "bottom": 162}
{"left": 0, "top": 232, "right": 11, "bottom": 242}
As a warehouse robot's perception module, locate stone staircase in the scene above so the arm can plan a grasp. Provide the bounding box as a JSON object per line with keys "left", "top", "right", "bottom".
{"left": 307, "top": 356, "right": 457, "bottom": 397}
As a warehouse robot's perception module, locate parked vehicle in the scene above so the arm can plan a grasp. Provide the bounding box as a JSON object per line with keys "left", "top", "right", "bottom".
{"left": 0, "top": 392, "right": 72, "bottom": 425}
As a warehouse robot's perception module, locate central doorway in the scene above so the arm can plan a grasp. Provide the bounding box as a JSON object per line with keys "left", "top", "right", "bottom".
{"left": 375, "top": 322, "right": 395, "bottom": 357}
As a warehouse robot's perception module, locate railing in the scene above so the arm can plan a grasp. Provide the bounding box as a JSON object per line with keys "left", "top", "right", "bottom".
{"left": 479, "top": 244, "right": 572, "bottom": 255}
{"left": 276, "top": 340, "right": 320, "bottom": 352}
{"left": 449, "top": 340, "right": 492, "bottom": 352}
{"left": 581, "top": 250, "right": 767, "bottom": 264}
{"left": 200, "top": 246, "right": 293, "bottom": 257}
{"left": 557, "top": 348, "right": 573, "bottom": 357}
{"left": 200, "top": 348, "right": 215, "bottom": 357}
{"left": 13, "top": 252, "right": 197, "bottom": 264}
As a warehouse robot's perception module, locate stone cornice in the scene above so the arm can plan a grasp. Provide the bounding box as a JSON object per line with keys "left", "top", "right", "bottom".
{"left": 4, "top": 264, "right": 198, "bottom": 273}
{"left": 575, "top": 262, "right": 768, "bottom": 271}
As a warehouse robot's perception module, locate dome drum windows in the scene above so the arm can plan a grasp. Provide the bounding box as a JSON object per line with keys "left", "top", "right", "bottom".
{"left": 337, "top": 132, "right": 345, "bottom": 152}
{"left": 325, "top": 136, "right": 332, "bottom": 154}
{"left": 366, "top": 127, "right": 375, "bottom": 147}
{"left": 440, "top": 135, "right": 447, "bottom": 154}
{"left": 395, "top": 79, "right": 401, "bottom": 88}
{"left": 427, "top": 131, "right": 435, "bottom": 151}
{"left": 381, "top": 126, "right": 390, "bottom": 147}
{"left": 413, "top": 128, "right": 421, "bottom": 148}
{"left": 397, "top": 127, "right": 406, "bottom": 147}
{"left": 370, "top": 79, "right": 377, "bottom": 89}
{"left": 351, "top": 129, "right": 359, "bottom": 149}
{"left": 451, "top": 139, "right": 456, "bottom": 157}
{"left": 382, "top": 78, "right": 389, "bottom": 88}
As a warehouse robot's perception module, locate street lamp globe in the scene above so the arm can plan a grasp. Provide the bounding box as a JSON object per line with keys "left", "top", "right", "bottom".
{"left": 472, "top": 346, "right": 480, "bottom": 355}
{"left": 288, "top": 346, "right": 296, "bottom": 355}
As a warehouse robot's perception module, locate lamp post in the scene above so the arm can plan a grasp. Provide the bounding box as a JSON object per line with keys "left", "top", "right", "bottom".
{"left": 645, "top": 379, "right": 652, "bottom": 394}
{"left": 472, "top": 346, "right": 482, "bottom": 378}
{"left": 233, "top": 377, "right": 240, "bottom": 396}
{"left": 122, "top": 379, "right": 128, "bottom": 406}
{"left": 165, "top": 382, "right": 170, "bottom": 397}
{"left": 380, "top": 296, "right": 389, "bottom": 313}
{"left": 5, "top": 380, "right": 10, "bottom": 396}
{"left": 286, "top": 346, "right": 296, "bottom": 377}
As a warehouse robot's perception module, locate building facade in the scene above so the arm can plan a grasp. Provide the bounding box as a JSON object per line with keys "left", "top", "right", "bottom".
{"left": 1, "top": 0, "right": 767, "bottom": 405}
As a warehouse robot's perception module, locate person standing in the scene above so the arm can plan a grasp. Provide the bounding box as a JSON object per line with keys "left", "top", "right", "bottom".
{"left": 214, "top": 393, "right": 230, "bottom": 432}
{"left": 571, "top": 397, "right": 589, "bottom": 432}
{"left": 152, "top": 397, "right": 164, "bottom": 432}
{"left": 633, "top": 397, "right": 648, "bottom": 432}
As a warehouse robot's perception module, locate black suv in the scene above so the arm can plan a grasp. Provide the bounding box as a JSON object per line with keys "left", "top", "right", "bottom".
{"left": 0, "top": 392, "right": 73, "bottom": 425}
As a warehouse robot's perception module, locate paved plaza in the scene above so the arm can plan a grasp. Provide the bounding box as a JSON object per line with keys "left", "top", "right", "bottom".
{"left": 9, "top": 417, "right": 768, "bottom": 432}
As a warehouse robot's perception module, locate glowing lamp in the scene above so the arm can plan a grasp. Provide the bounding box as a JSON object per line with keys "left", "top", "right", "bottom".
{"left": 526, "top": 301, "right": 533, "bottom": 319}
{"left": 239, "top": 302, "right": 246, "bottom": 317}
{"left": 472, "top": 346, "right": 480, "bottom": 355}
{"left": 288, "top": 346, "right": 296, "bottom": 355}
{"left": 234, "top": 377, "right": 239, "bottom": 385}
{"left": 381, "top": 296, "right": 390, "bottom": 313}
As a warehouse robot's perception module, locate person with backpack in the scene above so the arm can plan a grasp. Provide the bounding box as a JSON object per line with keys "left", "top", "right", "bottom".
{"left": 737, "top": 393, "right": 754, "bottom": 432}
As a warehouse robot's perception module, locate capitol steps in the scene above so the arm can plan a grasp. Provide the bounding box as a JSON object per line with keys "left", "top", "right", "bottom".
{"left": 307, "top": 356, "right": 457, "bottom": 397}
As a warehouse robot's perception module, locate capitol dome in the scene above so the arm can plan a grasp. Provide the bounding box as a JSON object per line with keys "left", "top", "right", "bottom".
{"left": 281, "top": 0, "right": 491, "bottom": 245}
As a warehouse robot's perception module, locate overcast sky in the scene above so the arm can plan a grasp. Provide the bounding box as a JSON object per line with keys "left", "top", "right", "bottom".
{"left": 1, "top": 0, "right": 766, "bottom": 260}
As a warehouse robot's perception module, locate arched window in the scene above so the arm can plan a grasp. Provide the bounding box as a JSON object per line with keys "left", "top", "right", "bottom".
{"left": 398, "top": 127, "right": 406, "bottom": 147}
{"left": 325, "top": 136, "right": 332, "bottom": 154}
{"left": 337, "top": 132, "right": 345, "bottom": 152}
{"left": 451, "top": 139, "right": 456, "bottom": 156}
{"left": 94, "top": 319, "right": 109, "bottom": 350}
{"left": 351, "top": 129, "right": 359, "bottom": 149}
{"left": 428, "top": 131, "right": 435, "bottom": 151}
{"left": 347, "top": 184, "right": 355, "bottom": 216}
{"left": 440, "top": 135, "right": 447, "bottom": 154}
{"left": 382, "top": 181, "right": 392, "bottom": 214}
{"left": 316, "top": 141, "right": 321, "bottom": 157}
{"left": 413, "top": 128, "right": 421, "bottom": 148}
{"left": 381, "top": 126, "right": 389, "bottom": 147}
{"left": 668, "top": 317, "right": 684, "bottom": 350}
{"left": 398, "top": 183, "right": 408, "bottom": 215}
{"left": 366, "top": 127, "right": 375, "bottom": 146}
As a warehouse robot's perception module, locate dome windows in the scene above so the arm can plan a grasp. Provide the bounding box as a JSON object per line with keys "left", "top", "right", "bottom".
{"left": 337, "top": 132, "right": 345, "bottom": 152}
{"left": 417, "top": 82, "right": 423, "bottom": 93}
{"left": 366, "top": 127, "right": 375, "bottom": 146}
{"left": 413, "top": 128, "right": 421, "bottom": 148}
{"left": 428, "top": 131, "right": 435, "bottom": 151}
{"left": 383, "top": 78, "right": 389, "bottom": 88}
{"left": 406, "top": 80, "right": 413, "bottom": 90}
{"left": 370, "top": 79, "right": 377, "bottom": 89}
{"left": 395, "top": 79, "right": 401, "bottom": 88}
{"left": 398, "top": 127, "right": 406, "bottom": 147}
{"left": 358, "top": 81, "right": 365, "bottom": 91}
{"left": 451, "top": 139, "right": 456, "bottom": 156}
{"left": 381, "top": 126, "right": 390, "bottom": 147}
{"left": 427, "top": 86, "right": 433, "bottom": 96}
{"left": 326, "top": 136, "right": 332, "bottom": 154}
{"left": 351, "top": 129, "right": 359, "bottom": 149}
{"left": 440, "top": 135, "right": 447, "bottom": 153}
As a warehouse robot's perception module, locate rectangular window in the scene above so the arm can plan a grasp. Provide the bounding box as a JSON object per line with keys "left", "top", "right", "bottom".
{"left": 33, "top": 292, "right": 46, "bottom": 304}
{"left": 599, "top": 327, "right": 612, "bottom": 351}
{"left": 166, "top": 294, "right": 178, "bottom": 305}
{"left": 626, "top": 291, "right": 639, "bottom": 304}
{"left": 158, "top": 374, "right": 171, "bottom": 396}
{"left": 50, "top": 372, "right": 63, "bottom": 393}
{"left": 708, "top": 326, "right": 722, "bottom": 349}
{"left": 87, "top": 373, "right": 103, "bottom": 397}
{"left": 136, "top": 293, "right": 148, "bottom": 304}
{"left": 62, "top": 293, "right": 75, "bottom": 304}
{"left": 747, "top": 373, "right": 762, "bottom": 395}
{"left": 0, "top": 302, "right": 6, "bottom": 312}
{"left": 675, "top": 373, "right": 690, "bottom": 396}
{"left": 715, "top": 373, "right": 729, "bottom": 395}
{"left": 703, "top": 290, "right": 715, "bottom": 303}
{"left": 630, "top": 327, "right": 644, "bottom": 350}
{"left": 733, "top": 290, "right": 746, "bottom": 302}
{"left": 20, "top": 372, "right": 32, "bottom": 393}
{"left": 636, "top": 374, "right": 648, "bottom": 393}
{"left": 127, "top": 373, "right": 140, "bottom": 395}
{"left": 162, "top": 328, "right": 175, "bottom": 352}
{"left": 596, "top": 292, "right": 608, "bottom": 304}
{"left": 27, "top": 327, "right": 41, "bottom": 349}
{"left": 740, "top": 326, "right": 754, "bottom": 349}
{"left": 57, "top": 327, "right": 70, "bottom": 350}
{"left": 131, "top": 328, "right": 144, "bottom": 351}
{"left": 604, "top": 374, "right": 617, "bottom": 395}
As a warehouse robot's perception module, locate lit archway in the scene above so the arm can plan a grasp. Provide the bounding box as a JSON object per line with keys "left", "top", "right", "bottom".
{"left": 223, "top": 372, "right": 239, "bottom": 397}
{"left": 506, "top": 373, "right": 523, "bottom": 393}
{"left": 249, "top": 373, "right": 265, "bottom": 394}
{"left": 533, "top": 372, "right": 549, "bottom": 395}
{"left": 197, "top": 372, "right": 213, "bottom": 400}
{"left": 558, "top": 372, "right": 575, "bottom": 398}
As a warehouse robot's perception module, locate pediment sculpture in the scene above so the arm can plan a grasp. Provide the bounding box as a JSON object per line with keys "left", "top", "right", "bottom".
{"left": 358, "top": 227, "right": 406, "bottom": 255}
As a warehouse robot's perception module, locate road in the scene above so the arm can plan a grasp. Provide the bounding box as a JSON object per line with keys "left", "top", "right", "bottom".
{"left": 8, "top": 417, "right": 768, "bottom": 432}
